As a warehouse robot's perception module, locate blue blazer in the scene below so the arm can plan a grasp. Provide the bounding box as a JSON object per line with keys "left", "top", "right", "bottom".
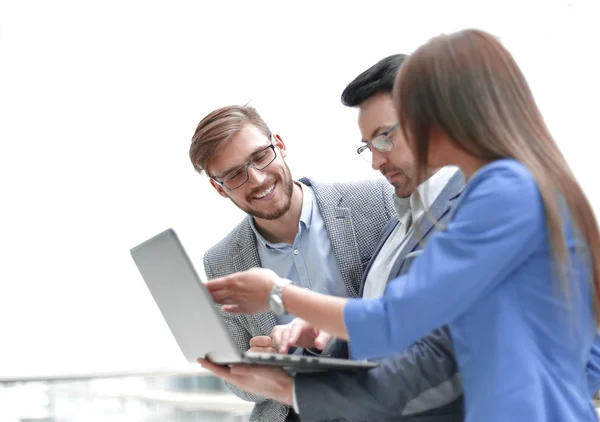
{"left": 344, "top": 159, "right": 600, "bottom": 422}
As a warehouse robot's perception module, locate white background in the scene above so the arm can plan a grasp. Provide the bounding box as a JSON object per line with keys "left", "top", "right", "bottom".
{"left": 0, "top": 0, "right": 598, "bottom": 377}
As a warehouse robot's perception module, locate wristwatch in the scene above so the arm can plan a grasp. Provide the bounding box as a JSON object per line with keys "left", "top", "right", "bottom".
{"left": 269, "top": 278, "right": 292, "bottom": 315}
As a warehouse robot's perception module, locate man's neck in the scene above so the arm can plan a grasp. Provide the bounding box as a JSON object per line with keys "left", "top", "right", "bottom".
{"left": 253, "top": 182, "right": 304, "bottom": 245}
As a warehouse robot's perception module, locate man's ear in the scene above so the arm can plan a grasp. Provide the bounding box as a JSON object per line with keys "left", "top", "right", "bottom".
{"left": 210, "top": 178, "right": 229, "bottom": 198}
{"left": 273, "top": 134, "right": 287, "bottom": 158}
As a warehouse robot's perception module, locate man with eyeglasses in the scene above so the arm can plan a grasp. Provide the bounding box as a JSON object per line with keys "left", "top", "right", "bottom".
{"left": 189, "top": 104, "right": 395, "bottom": 422}
{"left": 198, "top": 55, "right": 466, "bottom": 422}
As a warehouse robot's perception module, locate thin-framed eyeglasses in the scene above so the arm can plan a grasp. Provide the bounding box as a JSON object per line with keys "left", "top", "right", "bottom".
{"left": 211, "top": 143, "right": 277, "bottom": 190}
{"left": 356, "top": 123, "right": 400, "bottom": 162}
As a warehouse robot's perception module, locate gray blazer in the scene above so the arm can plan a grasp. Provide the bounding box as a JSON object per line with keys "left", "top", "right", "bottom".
{"left": 204, "top": 178, "right": 395, "bottom": 422}
{"left": 295, "top": 171, "right": 467, "bottom": 422}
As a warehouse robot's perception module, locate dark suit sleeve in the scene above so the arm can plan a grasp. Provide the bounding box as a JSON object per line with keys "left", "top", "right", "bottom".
{"left": 294, "top": 327, "right": 463, "bottom": 421}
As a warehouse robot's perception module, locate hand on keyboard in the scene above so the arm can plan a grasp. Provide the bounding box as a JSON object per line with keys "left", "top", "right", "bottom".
{"left": 270, "top": 318, "right": 333, "bottom": 354}
{"left": 248, "top": 335, "right": 277, "bottom": 354}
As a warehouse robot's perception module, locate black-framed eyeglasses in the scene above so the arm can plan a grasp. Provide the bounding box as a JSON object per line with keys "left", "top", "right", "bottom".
{"left": 357, "top": 123, "right": 400, "bottom": 162}
{"left": 211, "top": 143, "right": 278, "bottom": 190}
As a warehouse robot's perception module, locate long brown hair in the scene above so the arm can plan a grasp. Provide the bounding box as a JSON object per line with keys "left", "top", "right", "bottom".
{"left": 394, "top": 29, "right": 600, "bottom": 323}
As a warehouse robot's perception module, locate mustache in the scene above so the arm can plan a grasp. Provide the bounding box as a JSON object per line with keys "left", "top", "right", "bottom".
{"left": 381, "top": 166, "right": 405, "bottom": 178}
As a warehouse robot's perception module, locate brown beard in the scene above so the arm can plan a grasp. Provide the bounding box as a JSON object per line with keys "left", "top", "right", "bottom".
{"left": 230, "top": 162, "right": 295, "bottom": 220}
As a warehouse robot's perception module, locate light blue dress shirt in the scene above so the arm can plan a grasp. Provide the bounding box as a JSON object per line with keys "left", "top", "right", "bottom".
{"left": 344, "top": 159, "right": 600, "bottom": 422}
{"left": 250, "top": 182, "right": 348, "bottom": 325}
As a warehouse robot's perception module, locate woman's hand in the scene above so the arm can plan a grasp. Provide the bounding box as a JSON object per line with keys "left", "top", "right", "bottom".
{"left": 206, "top": 267, "right": 280, "bottom": 314}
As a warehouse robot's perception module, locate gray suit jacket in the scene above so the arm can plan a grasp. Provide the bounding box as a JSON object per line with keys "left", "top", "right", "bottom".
{"left": 295, "top": 171, "right": 466, "bottom": 422}
{"left": 204, "top": 178, "right": 395, "bottom": 422}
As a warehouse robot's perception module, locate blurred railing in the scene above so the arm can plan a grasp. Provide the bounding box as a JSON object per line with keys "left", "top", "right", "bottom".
{"left": 0, "top": 367, "right": 252, "bottom": 422}
{"left": 4, "top": 369, "right": 600, "bottom": 421}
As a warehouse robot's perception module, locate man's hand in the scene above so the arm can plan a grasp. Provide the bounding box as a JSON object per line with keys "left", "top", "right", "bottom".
{"left": 198, "top": 358, "right": 293, "bottom": 406}
{"left": 271, "top": 318, "right": 333, "bottom": 354}
{"left": 207, "top": 268, "right": 279, "bottom": 314}
{"left": 248, "top": 336, "right": 277, "bottom": 354}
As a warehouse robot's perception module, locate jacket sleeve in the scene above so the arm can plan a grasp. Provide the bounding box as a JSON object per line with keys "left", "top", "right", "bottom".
{"left": 587, "top": 333, "right": 600, "bottom": 397}
{"left": 204, "top": 254, "right": 269, "bottom": 404}
{"left": 294, "top": 327, "right": 463, "bottom": 421}
{"left": 344, "top": 164, "right": 545, "bottom": 359}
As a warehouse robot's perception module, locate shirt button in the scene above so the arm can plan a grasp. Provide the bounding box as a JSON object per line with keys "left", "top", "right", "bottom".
{"left": 293, "top": 249, "right": 299, "bottom": 255}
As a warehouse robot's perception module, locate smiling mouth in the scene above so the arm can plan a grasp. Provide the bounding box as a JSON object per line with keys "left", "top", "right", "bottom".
{"left": 252, "top": 182, "right": 276, "bottom": 199}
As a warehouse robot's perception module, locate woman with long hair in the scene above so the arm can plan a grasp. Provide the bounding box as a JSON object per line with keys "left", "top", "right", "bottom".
{"left": 206, "top": 29, "right": 600, "bottom": 421}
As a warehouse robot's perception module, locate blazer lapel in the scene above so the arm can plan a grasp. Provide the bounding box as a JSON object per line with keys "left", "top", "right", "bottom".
{"left": 233, "top": 217, "right": 277, "bottom": 335}
{"left": 358, "top": 218, "right": 400, "bottom": 297}
{"left": 390, "top": 171, "right": 466, "bottom": 278}
{"left": 305, "top": 180, "right": 363, "bottom": 298}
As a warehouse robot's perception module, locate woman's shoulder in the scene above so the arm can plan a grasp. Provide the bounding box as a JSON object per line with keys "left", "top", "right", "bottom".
{"left": 469, "top": 159, "right": 538, "bottom": 197}
{"left": 461, "top": 159, "right": 543, "bottom": 218}
{"left": 472, "top": 158, "right": 533, "bottom": 181}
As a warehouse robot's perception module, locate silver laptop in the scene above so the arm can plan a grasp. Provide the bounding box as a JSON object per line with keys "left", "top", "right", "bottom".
{"left": 130, "top": 228, "right": 378, "bottom": 372}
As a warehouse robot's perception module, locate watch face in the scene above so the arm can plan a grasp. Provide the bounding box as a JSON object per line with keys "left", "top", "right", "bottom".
{"left": 269, "top": 295, "right": 284, "bottom": 315}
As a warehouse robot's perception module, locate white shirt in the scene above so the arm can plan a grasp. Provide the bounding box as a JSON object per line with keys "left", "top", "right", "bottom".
{"left": 361, "top": 165, "right": 459, "bottom": 299}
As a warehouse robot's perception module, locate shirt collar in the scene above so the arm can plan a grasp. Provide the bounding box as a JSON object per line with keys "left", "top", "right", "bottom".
{"left": 393, "top": 195, "right": 411, "bottom": 220}
{"left": 297, "top": 181, "right": 313, "bottom": 230}
{"left": 249, "top": 181, "right": 313, "bottom": 249}
{"left": 410, "top": 166, "right": 459, "bottom": 221}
